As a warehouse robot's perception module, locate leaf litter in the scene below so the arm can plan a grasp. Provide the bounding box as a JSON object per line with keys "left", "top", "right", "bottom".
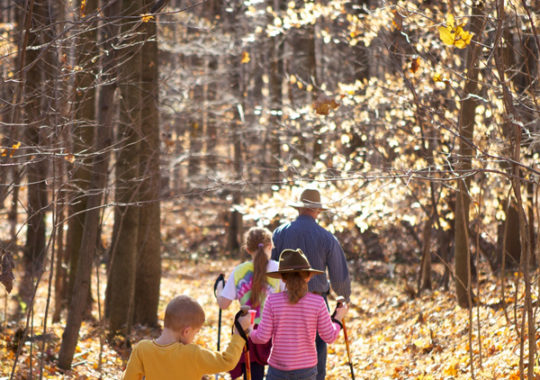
{"left": 2, "top": 256, "right": 538, "bottom": 379}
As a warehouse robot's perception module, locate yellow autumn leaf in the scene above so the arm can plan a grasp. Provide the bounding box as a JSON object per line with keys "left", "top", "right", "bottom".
{"left": 439, "top": 14, "right": 474, "bottom": 49}
{"left": 80, "top": 0, "right": 87, "bottom": 17}
{"left": 432, "top": 73, "right": 443, "bottom": 82}
{"left": 454, "top": 26, "right": 473, "bottom": 49}
{"left": 241, "top": 51, "right": 250, "bottom": 64}
{"left": 1, "top": 141, "right": 21, "bottom": 157}
{"left": 439, "top": 25, "right": 455, "bottom": 46}
{"left": 392, "top": 9, "right": 403, "bottom": 31}
{"left": 446, "top": 13, "right": 455, "bottom": 28}
{"left": 141, "top": 13, "right": 154, "bottom": 23}
{"left": 444, "top": 363, "right": 458, "bottom": 376}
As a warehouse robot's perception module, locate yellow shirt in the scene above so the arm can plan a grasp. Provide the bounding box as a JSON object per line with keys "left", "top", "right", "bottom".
{"left": 122, "top": 334, "right": 245, "bottom": 380}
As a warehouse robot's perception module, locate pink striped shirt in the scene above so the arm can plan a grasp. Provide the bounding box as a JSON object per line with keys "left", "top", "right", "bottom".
{"left": 250, "top": 292, "right": 341, "bottom": 371}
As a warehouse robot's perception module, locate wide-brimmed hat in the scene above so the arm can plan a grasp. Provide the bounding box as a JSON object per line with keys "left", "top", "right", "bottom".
{"left": 266, "top": 249, "right": 325, "bottom": 279}
{"left": 288, "top": 188, "right": 328, "bottom": 210}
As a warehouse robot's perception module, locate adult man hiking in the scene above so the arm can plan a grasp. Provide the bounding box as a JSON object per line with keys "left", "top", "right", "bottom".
{"left": 271, "top": 187, "right": 351, "bottom": 380}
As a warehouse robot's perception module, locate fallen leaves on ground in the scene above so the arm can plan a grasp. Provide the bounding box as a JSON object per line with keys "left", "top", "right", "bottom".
{"left": 2, "top": 260, "right": 540, "bottom": 379}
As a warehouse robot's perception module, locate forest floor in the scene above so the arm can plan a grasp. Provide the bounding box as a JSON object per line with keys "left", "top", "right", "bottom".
{"left": 1, "top": 258, "right": 538, "bottom": 379}
{"left": 0, "top": 199, "right": 538, "bottom": 379}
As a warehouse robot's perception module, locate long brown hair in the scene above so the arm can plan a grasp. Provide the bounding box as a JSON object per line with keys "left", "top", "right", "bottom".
{"left": 282, "top": 272, "right": 309, "bottom": 304}
{"left": 245, "top": 227, "right": 272, "bottom": 308}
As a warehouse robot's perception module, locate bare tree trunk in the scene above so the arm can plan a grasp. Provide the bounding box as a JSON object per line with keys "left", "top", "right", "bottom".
{"left": 267, "top": 0, "right": 283, "bottom": 186}
{"left": 494, "top": 2, "right": 536, "bottom": 378}
{"left": 187, "top": 16, "right": 204, "bottom": 182}
{"left": 19, "top": 0, "right": 49, "bottom": 305}
{"left": 52, "top": 0, "right": 70, "bottom": 324}
{"left": 57, "top": 0, "right": 118, "bottom": 369}
{"left": 53, "top": 161, "right": 67, "bottom": 322}
{"left": 106, "top": 0, "right": 143, "bottom": 334}
{"left": 419, "top": 216, "right": 433, "bottom": 291}
{"left": 134, "top": 0, "right": 161, "bottom": 326}
{"left": 65, "top": 0, "right": 98, "bottom": 314}
{"left": 205, "top": 56, "right": 218, "bottom": 170}
{"left": 454, "top": 2, "right": 486, "bottom": 308}
{"left": 57, "top": 74, "right": 114, "bottom": 372}
{"left": 222, "top": 1, "right": 246, "bottom": 253}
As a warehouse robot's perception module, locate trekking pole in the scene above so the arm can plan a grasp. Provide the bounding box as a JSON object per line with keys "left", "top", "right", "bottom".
{"left": 234, "top": 305, "right": 254, "bottom": 380}
{"left": 213, "top": 274, "right": 225, "bottom": 380}
{"left": 334, "top": 296, "right": 355, "bottom": 380}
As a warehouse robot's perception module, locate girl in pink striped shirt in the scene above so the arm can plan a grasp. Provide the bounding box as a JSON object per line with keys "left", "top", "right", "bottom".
{"left": 249, "top": 248, "right": 348, "bottom": 380}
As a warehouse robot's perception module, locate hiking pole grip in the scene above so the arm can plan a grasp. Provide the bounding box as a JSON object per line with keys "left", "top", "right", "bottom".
{"left": 334, "top": 296, "right": 355, "bottom": 380}
{"left": 214, "top": 274, "right": 225, "bottom": 351}
{"left": 234, "top": 306, "right": 252, "bottom": 380}
{"left": 214, "top": 274, "right": 226, "bottom": 380}
{"left": 214, "top": 273, "right": 225, "bottom": 297}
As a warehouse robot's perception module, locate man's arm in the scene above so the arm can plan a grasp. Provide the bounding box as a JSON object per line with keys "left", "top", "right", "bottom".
{"left": 326, "top": 235, "right": 351, "bottom": 301}
{"left": 271, "top": 229, "right": 282, "bottom": 261}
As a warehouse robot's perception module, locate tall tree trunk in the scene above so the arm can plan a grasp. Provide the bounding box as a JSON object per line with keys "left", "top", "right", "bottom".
{"left": 205, "top": 56, "right": 218, "bottom": 170}
{"left": 267, "top": 0, "right": 283, "bottom": 186}
{"left": 286, "top": 11, "right": 315, "bottom": 166}
{"left": 202, "top": 0, "right": 221, "bottom": 173}
{"left": 65, "top": 0, "right": 98, "bottom": 314}
{"left": 58, "top": 0, "right": 119, "bottom": 367}
{"left": 5, "top": 2, "right": 29, "bottom": 250}
{"left": 50, "top": 0, "right": 69, "bottom": 323}
{"left": 223, "top": 0, "right": 245, "bottom": 253}
{"left": 106, "top": 0, "right": 143, "bottom": 334}
{"left": 19, "top": 0, "right": 49, "bottom": 306}
{"left": 496, "top": 16, "right": 523, "bottom": 270}
{"left": 187, "top": 54, "right": 203, "bottom": 182}
{"left": 419, "top": 216, "right": 433, "bottom": 292}
{"left": 53, "top": 159, "right": 67, "bottom": 323}
{"left": 513, "top": 14, "right": 538, "bottom": 268}
{"left": 57, "top": 64, "right": 115, "bottom": 372}
{"left": 134, "top": 0, "right": 161, "bottom": 326}
{"left": 187, "top": 12, "right": 204, "bottom": 183}
{"left": 494, "top": 2, "right": 536, "bottom": 377}
{"left": 454, "top": 2, "right": 486, "bottom": 308}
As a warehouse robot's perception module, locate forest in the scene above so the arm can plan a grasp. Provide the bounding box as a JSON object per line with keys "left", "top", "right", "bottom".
{"left": 0, "top": 0, "right": 539, "bottom": 378}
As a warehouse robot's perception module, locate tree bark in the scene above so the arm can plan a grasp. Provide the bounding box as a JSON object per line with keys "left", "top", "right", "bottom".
{"left": 454, "top": 1, "right": 486, "bottom": 308}
{"left": 493, "top": 2, "right": 536, "bottom": 377}
{"left": 19, "top": 0, "right": 49, "bottom": 305}
{"left": 58, "top": 0, "right": 118, "bottom": 364}
{"left": 419, "top": 217, "right": 433, "bottom": 292}
{"left": 65, "top": 0, "right": 98, "bottom": 313}
{"left": 57, "top": 79, "right": 114, "bottom": 371}
{"left": 106, "top": 0, "right": 143, "bottom": 334}
{"left": 187, "top": 12, "right": 204, "bottom": 182}
{"left": 134, "top": 0, "right": 161, "bottom": 326}
{"left": 267, "top": 0, "right": 283, "bottom": 186}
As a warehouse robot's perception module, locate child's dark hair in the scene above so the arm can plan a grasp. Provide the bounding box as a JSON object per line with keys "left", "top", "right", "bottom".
{"left": 281, "top": 272, "right": 310, "bottom": 304}
{"left": 245, "top": 227, "right": 272, "bottom": 308}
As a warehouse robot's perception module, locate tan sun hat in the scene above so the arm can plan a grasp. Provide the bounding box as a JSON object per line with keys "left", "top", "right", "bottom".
{"left": 266, "top": 249, "right": 325, "bottom": 279}
{"left": 288, "top": 188, "right": 328, "bottom": 210}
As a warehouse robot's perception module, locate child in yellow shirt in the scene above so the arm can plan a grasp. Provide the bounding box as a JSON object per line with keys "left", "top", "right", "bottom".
{"left": 122, "top": 294, "right": 251, "bottom": 380}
